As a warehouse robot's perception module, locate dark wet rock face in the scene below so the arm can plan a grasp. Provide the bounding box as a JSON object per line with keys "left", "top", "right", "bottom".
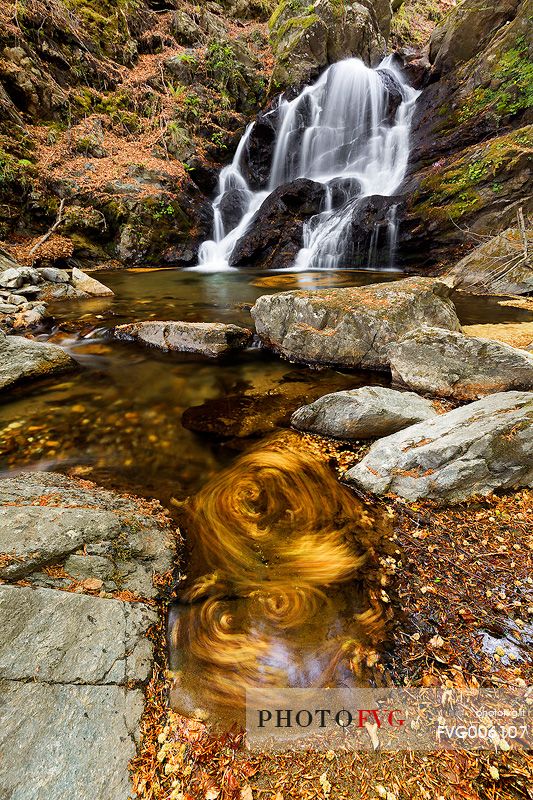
{"left": 376, "top": 68, "right": 405, "bottom": 121}
{"left": 218, "top": 187, "right": 252, "bottom": 234}
{"left": 344, "top": 194, "right": 403, "bottom": 268}
{"left": 345, "top": 391, "right": 533, "bottom": 503}
{"left": 241, "top": 108, "right": 280, "bottom": 190}
{"left": 229, "top": 178, "right": 327, "bottom": 269}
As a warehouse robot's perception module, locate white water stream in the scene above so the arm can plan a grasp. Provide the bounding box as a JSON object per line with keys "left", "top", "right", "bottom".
{"left": 192, "top": 56, "right": 419, "bottom": 273}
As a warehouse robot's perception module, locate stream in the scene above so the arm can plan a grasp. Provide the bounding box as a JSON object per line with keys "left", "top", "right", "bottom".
{"left": 1, "top": 268, "right": 529, "bottom": 503}
{"left": 0, "top": 266, "right": 532, "bottom": 724}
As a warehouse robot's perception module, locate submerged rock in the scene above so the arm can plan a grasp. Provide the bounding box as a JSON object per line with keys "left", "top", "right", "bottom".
{"left": 182, "top": 371, "right": 358, "bottom": 438}
{"left": 115, "top": 320, "right": 253, "bottom": 357}
{"left": 229, "top": 179, "right": 327, "bottom": 269}
{"left": 291, "top": 386, "right": 438, "bottom": 439}
{"left": 389, "top": 326, "right": 533, "bottom": 400}
{"left": 0, "top": 332, "right": 76, "bottom": 392}
{"left": 251, "top": 277, "right": 461, "bottom": 369}
{"left": 444, "top": 228, "right": 533, "bottom": 296}
{"left": 345, "top": 391, "right": 533, "bottom": 502}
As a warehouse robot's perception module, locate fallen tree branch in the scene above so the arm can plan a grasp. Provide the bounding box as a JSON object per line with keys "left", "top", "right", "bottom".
{"left": 28, "top": 198, "right": 66, "bottom": 257}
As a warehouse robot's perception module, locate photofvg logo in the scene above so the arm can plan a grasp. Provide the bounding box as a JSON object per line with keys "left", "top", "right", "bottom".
{"left": 246, "top": 688, "right": 533, "bottom": 752}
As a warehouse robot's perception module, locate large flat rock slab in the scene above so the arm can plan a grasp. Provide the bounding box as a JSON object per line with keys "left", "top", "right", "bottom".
{"left": 0, "top": 681, "right": 144, "bottom": 800}
{"left": 251, "top": 277, "right": 461, "bottom": 369}
{"left": 0, "top": 586, "right": 157, "bottom": 800}
{"left": 0, "top": 471, "right": 176, "bottom": 598}
{"left": 0, "top": 331, "right": 76, "bottom": 392}
{"left": 0, "top": 506, "right": 122, "bottom": 580}
{"left": 345, "top": 391, "right": 533, "bottom": 503}
{"left": 389, "top": 326, "right": 533, "bottom": 400}
{"left": 0, "top": 585, "right": 157, "bottom": 684}
{"left": 291, "top": 386, "right": 437, "bottom": 439}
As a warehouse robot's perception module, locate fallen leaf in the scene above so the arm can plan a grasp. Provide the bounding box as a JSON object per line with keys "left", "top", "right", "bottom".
{"left": 320, "top": 771, "right": 332, "bottom": 797}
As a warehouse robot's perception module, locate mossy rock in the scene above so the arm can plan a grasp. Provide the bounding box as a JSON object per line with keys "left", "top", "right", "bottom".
{"left": 269, "top": 0, "right": 389, "bottom": 90}
{"left": 412, "top": 126, "right": 532, "bottom": 223}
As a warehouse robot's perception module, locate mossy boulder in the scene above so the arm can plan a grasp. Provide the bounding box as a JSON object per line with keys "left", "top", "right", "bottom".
{"left": 401, "top": 126, "right": 532, "bottom": 266}
{"left": 269, "top": 0, "right": 390, "bottom": 90}
{"left": 397, "top": 0, "right": 532, "bottom": 268}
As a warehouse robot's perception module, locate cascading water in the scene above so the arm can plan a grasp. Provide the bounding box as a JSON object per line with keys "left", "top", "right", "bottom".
{"left": 193, "top": 56, "right": 419, "bottom": 273}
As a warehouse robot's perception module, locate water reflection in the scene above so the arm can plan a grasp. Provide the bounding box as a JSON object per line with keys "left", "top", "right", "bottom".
{"left": 169, "top": 433, "right": 391, "bottom": 726}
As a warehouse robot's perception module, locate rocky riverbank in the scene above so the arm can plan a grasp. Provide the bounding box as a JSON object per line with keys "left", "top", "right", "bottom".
{"left": 0, "top": 471, "right": 178, "bottom": 800}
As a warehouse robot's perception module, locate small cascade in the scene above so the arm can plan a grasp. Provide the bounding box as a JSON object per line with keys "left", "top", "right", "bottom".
{"left": 193, "top": 56, "right": 419, "bottom": 272}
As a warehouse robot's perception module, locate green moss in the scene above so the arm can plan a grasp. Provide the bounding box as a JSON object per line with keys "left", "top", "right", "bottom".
{"left": 415, "top": 126, "right": 533, "bottom": 221}
{"left": 391, "top": 0, "right": 448, "bottom": 47}
{"left": 0, "top": 148, "right": 36, "bottom": 189}
{"left": 63, "top": 0, "right": 139, "bottom": 61}
{"left": 271, "top": 13, "right": 319, "bottom": 50}
{"left": 458, "top": 37, "right": 533, "bottom": 123}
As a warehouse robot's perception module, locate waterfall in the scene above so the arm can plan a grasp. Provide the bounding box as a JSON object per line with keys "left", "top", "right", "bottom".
{"left": 193, "top": 57, "right": 419, "bottom": 273}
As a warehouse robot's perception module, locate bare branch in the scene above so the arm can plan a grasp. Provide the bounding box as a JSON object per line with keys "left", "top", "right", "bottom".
{"left": 28, "top": 199, "right": 66, "bottom": 257}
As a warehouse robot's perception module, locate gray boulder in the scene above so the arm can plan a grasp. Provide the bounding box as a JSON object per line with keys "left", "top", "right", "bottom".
{"left": 0, "top": 331, "right": 76, "bottom": 392}
{"left": 291, "top": 386, "right": 438, "bottom": 439}
{"left": 444, "top": 227, "right": 533, "bottom": 296}
{"left": 115, "top": 320, "right": 253, "bottom": 357}
{"left": 0, "top": 586, "right": 156, "bottom": 800}
{"left": 71, "top": 267, "right": 114, "bottom": 297}
{"left": 345, "top": 391, "right": 533, "bottom": 503}
{"left": 389, "top": 326, "right": 533, "bottom": 400}
{"left": 0, "top": 471, "right": 176, "bottom": 599}
{"left": 0, "top": 586, "right": 157, "bottom": 685}
{"left": 0, "top": 266, "right": 42, "bottom": 287}
{"left": 251, "top": 277, "right": 461, "bottom": 369}
{"left": 38, "top": 267, "right": 70, "bottom": 284}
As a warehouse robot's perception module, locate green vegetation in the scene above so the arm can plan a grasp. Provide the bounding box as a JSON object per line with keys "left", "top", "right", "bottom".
{"left": 152, "top": 201, "right": 176, "bottom": 220}
{"left": 391, "top": 0, "right": 449, "bottom": 47}
{"left": 0, "top": 148, "right": 35, "bottom": 188}
{"left": 458, "top": 37, "right": 533, "bottom": 122}
{"left": 415, "top": 126, "right": 533, "bottom": 221}
{"left": 205, "top": 43, "right": 241, "bottom": 92}
{"left": 210, "top": 131, "right": 228, "bottom": 150}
